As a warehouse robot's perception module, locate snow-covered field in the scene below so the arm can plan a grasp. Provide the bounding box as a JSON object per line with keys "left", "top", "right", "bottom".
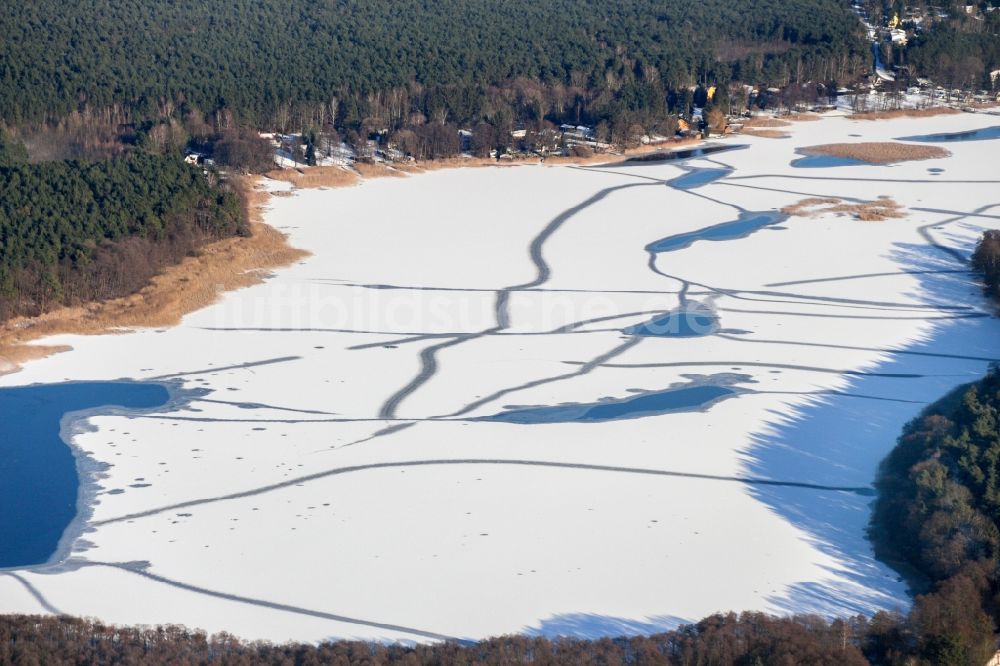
{"left": 2, "top": 112, "right": 1000, "bottom": 643}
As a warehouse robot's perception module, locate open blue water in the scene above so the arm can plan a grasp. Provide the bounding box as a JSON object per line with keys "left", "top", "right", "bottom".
{"left": 897, "top": 126, "right": 1000, "bottom": 142}
{"left": 480, "top": 384, "right": 739, "bottom": 424}
{"left": 667, "top": 168, "right": 733, "bottom": 189}
{"left": 624, "top": 306, "right": 719, "bottom": 338}
{"left": 647, "top": 211, "right": 786, "bottom": 253}
{"left": 620, "top": 144, "right": 747, "bottom": 164}
{"left": 791, "top": 154, "right": 867, "bottom": 168}
{"left": 0, "top": 381, "right": 170, "bottom": 568}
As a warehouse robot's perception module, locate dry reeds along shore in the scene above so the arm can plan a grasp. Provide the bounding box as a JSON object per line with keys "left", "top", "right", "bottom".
{"left": 741, "top": 128, "right": 790, "bottom": 139}
{"left": 0, "top": 176, "right": 308, "bottom": 375}
{"left": 738, "top": 115, "right": 798, "bottom": 138}
{"left": 786, "top": 112, "right": 823, "bottom": 121}
{"left": 743, "top": 117, "right": 792, "bottom": 128}
{"left": 800, "top": 142, "right": 950, "bottom": 164}
{"left": 264, "top": 166, "right": 361, "bottom": 189}
{"left": 850, "top": 107, "right": 962, "bottom": 121}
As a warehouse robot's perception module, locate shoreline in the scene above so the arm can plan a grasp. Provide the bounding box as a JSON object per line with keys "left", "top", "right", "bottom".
{"left": 264, "top": 135, "right": 710, "bottom": 188}
{"left": 0, "top": 177, "right": 309, "bottom": 377}
{"left": 0, "top": 105, "right": 977, "bottom": 377}
{"left": 0, "top": 136, "right": 715, "bottom": 379}
{"left": 0, "top": 135, "right": 713, "bottom": 379}
{"left": 0, "top": 379, "right": 196, "bottom": 575}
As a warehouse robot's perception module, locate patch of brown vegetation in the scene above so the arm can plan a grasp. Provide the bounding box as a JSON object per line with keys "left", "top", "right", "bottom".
{"left": 400, "top": 155, "right": 520, "bottom": 172}
{"left": 265, "top": 166, "right": 359, "bottom": 189}
{"left": 741, "top": 128, "right": 790, "bottom": 139}
{"left": 787, "top": 112, "right": 822, "bottom": 122}
{"left": 782, "top": 196, "right": 906, "bottom": 221}
{"left": 628, "top": 136, "right": 703, "bottom": 154}
{"left": 851, "top": 107, "right": 961, "bottom": 121}
{"left": 782, "top": 197, "right": 842, "bottom": 212}
{"left": 352, "top": 162, "right": 410, "bottom": 179}
{"left": 0, "top": 176, "right": 308, "bottom": 376}
{"left": 551, "top": 136, "right": 704, "bottom": 165}
{"left": 541, "top": 153, "right": 612, "bottom": 166}
{"left": 0, "top": 344, "right": 73, "bottom": 373}
{"left": 743, "top": 116, "right": 791, "bottom": 128}
{"left": 800, "top": 142, "right": 950, "bottom": 164}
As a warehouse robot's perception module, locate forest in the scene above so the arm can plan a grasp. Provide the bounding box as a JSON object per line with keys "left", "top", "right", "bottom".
{"left": 859, "top": 0, "right": 1000, "bottom": 88}
{"left": 907, "top": 26, "right": 1000, "bottom": 90}
{"left": 869, "top": 375, "right": 1000, "bottom": 664}
{"left": 1, "top": 0, "right": 992, "bottom": 324}
{"left": 0, "top": 0, "right": 869, "bottom": 139}
{"left": 0, "top": 612, "right": 876, "bottom": 665}
{"left": 0, "top": 131, "right": 245, "bottom": 321}
{"left": 862, "top": 231, "right": 1000, "bottom": 666}
{"left": 974, "top": 229, "right": 1000, "bottom": 298}
{"left": 0, "top": 600, "right": 986, "bottom": 665}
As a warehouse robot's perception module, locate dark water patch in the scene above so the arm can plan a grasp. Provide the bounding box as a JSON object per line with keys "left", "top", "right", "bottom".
{"left": 619, "top": 144, "right": 747, "bottom": 165}
{"left": 897, "top": 126, "right": 1000, "bottom": 143}
{"left": 647, "top": 210, "right": 787, "bottom": 254}
{"left": 666, "top": 167, "right": 733, "bottom": 190}
{"left": 0, "top": 381, "right": 172, "bottom": 568}
{"left": 791, "top": 154, "right": 868, "bottom": 168}
{"left": 480, "top": 375, "right": 748, "bottom": 424}
{"left": 624, "top": 303, "right": 719, "bottom": 338}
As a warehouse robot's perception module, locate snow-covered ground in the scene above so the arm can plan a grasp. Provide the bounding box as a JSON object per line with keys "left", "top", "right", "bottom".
{"left": 2, "top": 112, "right": 1000, "bottom": 643}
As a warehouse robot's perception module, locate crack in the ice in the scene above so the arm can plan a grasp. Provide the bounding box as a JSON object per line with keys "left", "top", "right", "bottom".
{"left": 1, "top": 573, "right": 63, "bottom": 615}
{"left": 78, "top": 561, "right": 465, "bottom": 644}
{"left": 377, "top": 181, "right": 659, "bottom": 419}
{"left": 91, "top": 457, "right": 879, "bottom": 529}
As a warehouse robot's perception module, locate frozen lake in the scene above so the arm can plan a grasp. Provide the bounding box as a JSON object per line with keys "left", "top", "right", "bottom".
{"left": 1, "top": 112, "right": 999, "bottom": 643}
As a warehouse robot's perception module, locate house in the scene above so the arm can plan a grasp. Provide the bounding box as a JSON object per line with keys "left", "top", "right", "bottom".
{"left": 559, "top": 124, "right": 595, "bottom": 141}
{"left": 458, "top": 129, "right": 473, "bottom": 153}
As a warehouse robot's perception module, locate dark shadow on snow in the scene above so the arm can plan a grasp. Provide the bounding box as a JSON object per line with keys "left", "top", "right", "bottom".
{"left": 741, "top": 240, "right": 1000, "bottom": 616}
{"left": 525, "top": 612, "right": 687, "bottom": 639}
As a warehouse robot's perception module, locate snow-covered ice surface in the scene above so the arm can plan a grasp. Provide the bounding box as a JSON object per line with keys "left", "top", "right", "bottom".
{"left": 2, "top": 113, "right": 1000, "bottom": 643}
